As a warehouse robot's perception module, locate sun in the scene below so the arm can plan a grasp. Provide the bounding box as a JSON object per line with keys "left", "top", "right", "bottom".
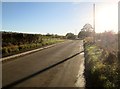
{"left": 95, "top": 3, "right": 118, "bottom": 33}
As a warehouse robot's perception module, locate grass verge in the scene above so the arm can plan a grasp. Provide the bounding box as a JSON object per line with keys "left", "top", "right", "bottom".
{"left": 2, "top": 39, "right": 64, "bottom": 57}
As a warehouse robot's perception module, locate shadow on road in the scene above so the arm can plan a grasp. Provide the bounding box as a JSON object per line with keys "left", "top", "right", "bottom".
{"left": 3, "top": 51, "right": 84, "bottom": 88}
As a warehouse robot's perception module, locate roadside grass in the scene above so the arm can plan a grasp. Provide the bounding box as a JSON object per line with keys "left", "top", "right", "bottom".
{"left": 2, "top": 39, "right": 64, "bottom": 57}
{"left": 84, "top": 38, "right": 119, "bottom": 88}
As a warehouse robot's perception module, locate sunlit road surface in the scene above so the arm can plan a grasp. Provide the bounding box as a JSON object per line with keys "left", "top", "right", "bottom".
{"left": 2, "top": 40, "right": 85, "bottom": 88}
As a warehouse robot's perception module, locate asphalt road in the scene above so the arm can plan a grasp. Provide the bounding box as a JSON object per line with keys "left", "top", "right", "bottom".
{"left": 2, "top": 40, "right": 85, "bottom": 88}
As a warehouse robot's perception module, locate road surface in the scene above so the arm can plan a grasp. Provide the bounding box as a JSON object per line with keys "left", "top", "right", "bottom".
{"left": 2, "top": 40, "right": 85, "bottom": 88}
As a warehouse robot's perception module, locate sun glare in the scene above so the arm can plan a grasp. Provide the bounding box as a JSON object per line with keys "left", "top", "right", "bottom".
{"left": 95, "top": 3, "right": 118, "bottom": 33}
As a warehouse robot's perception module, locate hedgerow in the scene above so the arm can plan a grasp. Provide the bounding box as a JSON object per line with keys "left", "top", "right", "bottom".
{"left": 84, "top": 40, "right": 119, "bottom": 88}
{"left": 2, "top": 31, "right": 65, "bottom": 57}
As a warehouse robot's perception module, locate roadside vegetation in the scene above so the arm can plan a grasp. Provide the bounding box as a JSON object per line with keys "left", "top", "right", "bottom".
{"left": 1, "top": 31, "right": 65, "bottom": 57}
{"left": 66, "top": 33, "right": 76, "bottom": 39}
{"left": 78, "top": 24, "right": 119, "bottom": 88}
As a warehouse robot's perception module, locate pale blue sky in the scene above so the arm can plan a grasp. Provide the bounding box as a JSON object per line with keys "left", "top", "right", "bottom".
{"left": 2, "top": 2, "right": 118, "bottom": 35}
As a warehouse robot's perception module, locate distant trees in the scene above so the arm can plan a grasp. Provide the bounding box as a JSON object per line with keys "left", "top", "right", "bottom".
{"left": 66, "top": 33, "right": 76, "bottom": 39}
{"left": 78, "top": 23, "right": 94, "bottom": 39}
{"left": 45, "top": 33, "right": 65, "bottom": 39}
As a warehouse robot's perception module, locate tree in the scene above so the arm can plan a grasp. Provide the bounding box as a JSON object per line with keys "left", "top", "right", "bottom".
{"left": 78, "top": 23, "right": 94, "bottom": 39}
{"left": 66, "top": 33, "right": 76, "bottom": 39}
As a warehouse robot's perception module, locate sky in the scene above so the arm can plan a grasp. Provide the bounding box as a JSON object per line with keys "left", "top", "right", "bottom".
{"left": 1, "top": 1, "right": 119, "bottom": 35}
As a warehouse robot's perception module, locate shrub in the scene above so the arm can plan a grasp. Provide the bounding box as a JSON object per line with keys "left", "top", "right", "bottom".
{"left": 2, "top": 47, "right": 9, "bottom": 55}
{"left": 19, "top": 45, "right": 25, "bottom": 51}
